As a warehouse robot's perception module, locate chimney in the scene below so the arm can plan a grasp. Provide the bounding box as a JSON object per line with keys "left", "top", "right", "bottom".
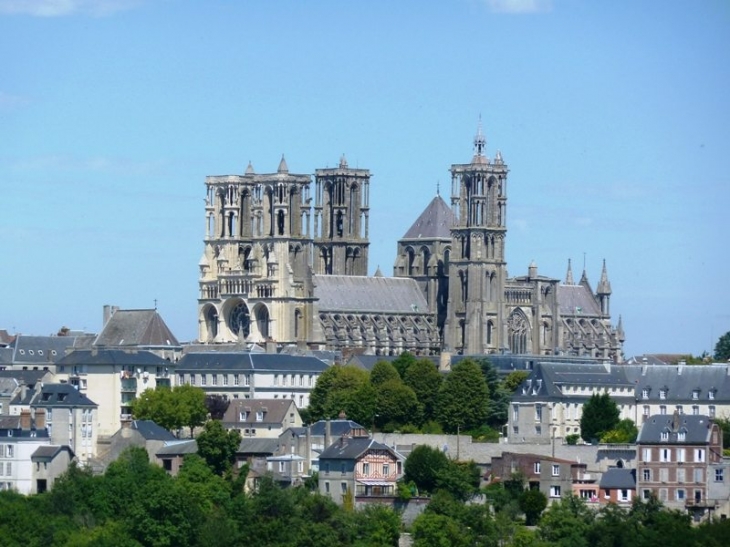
{"left": 20, "top": 409, "right": 31, "bottom": 430}
{"left": 35, "top": 408, "right": 46, "bottom": 429}
{"left": 20, "top": 382, "right": 27, "bottom": 402}
{"left": 325, "top": 420, "right": 332, "bottom": 448}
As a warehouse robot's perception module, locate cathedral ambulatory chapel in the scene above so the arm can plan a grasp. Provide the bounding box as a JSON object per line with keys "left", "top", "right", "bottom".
{"left": 198, "top": 123, "right": 624, "bottom": 361}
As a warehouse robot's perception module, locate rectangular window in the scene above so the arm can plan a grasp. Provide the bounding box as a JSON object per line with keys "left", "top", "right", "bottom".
{"left": 178, "top": 374, "right": 184, "bottom": 385}
{"left": 5, "top": 462, "right": 11, "bottom": 475}
{"left": 534, "top": 462, "right": 541, "bottom": 474}
{"left": 341, "top": 482, "right": 347, "bottom": 494}
{"left": 325, "top": 481, "right": 330, "bottom": 493}
{"left": 694, "top": 468, "right": 704, "bottom": 483}
{"left": 661, "top": 431, "right": 669, "bottom": 441}
{"left": 363, "top": 463, "right": 370, "bottom": 475}
{"left": 274, "top": 375, "right": 279, "bottom": 386}
{"left": 642, "top": 389, "right": 649, "bottom": 400}
{"left": 643, "top": 448, "right": 652, "bottom": 462}
{"left": 234, "top": 374, "right": 240, "bottom": 386}
{"left": 659, "top": 389, "right": 667, "bottom": 400}
{"left": 642, "top": 489, "right": 652, "bottom": 500}
{"left": 676, "top": 489, "right": 685, "bottom": 501}
{"left": 710, "top": 406, "right": 716, "bottom": 418}
{"left": 279, "top": 461, "right": 285, "bottom": 473}
{"left": 695, "top": 449, "right": 706, "bottom": 463}
{"left": 383, "top": 464, "right": 390, "bottom": 476}
{"left": 659, "top": 468, "right": 669, "bottom": 482}
{"left": 709, "top": 391, "right": 715, "bottom": 400}
{"left": 512, "top": 405, "right": 519, "bottom": 421}
{"left": 676, "top": 405, "right": 683, "bottom": 414}
{"left": 256, "top": 411, "right": 264, "bottom": 422}
{"left": 299, "top": 375, "right": 303, "bottom": 386}
{"left": 223, "top": 374, "right": 229, "bottom": 386}
{"left": 660, "top": 449, "right": 671, "bottom": 463}
{"left": 677, "top": 448, "right": 686, "bottom": 462}
{"left": 552, "top": 464, "right": 560, "bottom": 476}
{"left": 692, "top": 390, "right": 700, "bottom": 400}
{"left": 201, "top": 375, "right": 207, "bottom": 386}
{"left": 660, "top": 405, "right": 667, "bottom": 415}
{"left": 643, "top": 405, "right": 650, "bottom": 416}
{"left": 550, "top": 485, "right": 561, "bottom": 498}
{"left": 643, "top": 469, "right": 651, "bottom": 481}
{"left": 716, "top": 469, "right": 724, "bottom": 482}
{"left": 212, "top": 374, "right": 218, "bottom": 386}
{"left": 659, "top": 488, "right": 668, "bottom": 501}
{"left": 190, "top": 374, "right": 196, "bottom": 386}
{"left": 244, "top": 375, "right": 250, "bottom": 386}
{"left": 535, "top": 405, "right": 542, "bottom": 421}
{"left": 677, "top": 469, "right": 685, "bottom": 483}
{"left": 620, "top": 489, "right": 629, "bottom": 502}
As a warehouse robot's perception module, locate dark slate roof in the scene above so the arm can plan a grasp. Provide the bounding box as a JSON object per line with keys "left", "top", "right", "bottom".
{"left": 0, "top": 347, "right": 13, "bottom": 364}
{"left": 176, "top": 352, "right": 329, "bottom": 373}
{"left": 0, "top": 416, "right": 50, "bottom": 438}
{"left": 10, "top": 335, "right": 94, "bottom": 364}
{"left": 129, "top": 420, "right": 177, "bottom": 441}
{"left": 600, "top": 468, "right": 636, "bottom": 489}
{"left": 624, "top": 364, "right": 730, "bottom": 403}
{"left": 0, "top": 379, "right": 18, "bottom": 398}
{"left": 637, "top": 414, "right": 714, "bottom": 445}
{"left": 95, "top": 309, "right": 180, "bottom": 347}
{"left": 30, "top": 383, "right": 98, "bottom": 408}
{"left": 347, "top": 354, "right": 399, "bottom": 372}
{"left": 156, "top": 440, "right": 198, "bottom": 456}
{"left": 31, "top": 445, "right": 74, "bottom": 461}
{"left": 237, "top": 438, "right": 280, "bottom": 455}
{"left": 308, "top": 419, "right": 365, "bottom": 437}
{"left": 319, "top": 436, "right": 399, "bottom": 461}
{"left": 401, "top": 195, "right": 455, "bottom": 240}
{"left": 314, "top": 275, "right": 429, "bottom": 314}
{"left": 55, "top": 349, "right": 169, "bottom": 367}
{"left": 557, "top": 284, "right": 601, "bottom": 316}
{"left": 0, "top": 370, "right": 49, "bottom": 386}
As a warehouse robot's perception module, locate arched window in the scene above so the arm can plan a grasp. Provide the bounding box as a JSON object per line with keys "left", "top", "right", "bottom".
{"left": 507, "top": 309, "right": 530, "bottom": 354}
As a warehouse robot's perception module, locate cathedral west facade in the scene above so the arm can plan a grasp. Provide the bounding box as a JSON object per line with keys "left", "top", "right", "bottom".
{"left": 197, "top": 124, "right": 625, "bottom": 361}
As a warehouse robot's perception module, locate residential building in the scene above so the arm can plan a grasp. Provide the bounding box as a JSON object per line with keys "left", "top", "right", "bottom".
{"left": 54, "top": 349, "right": 172, "bottom": 437}
{"left": 0, "top": 410, "right": 51, "bottom": 494}
{"left": 156, "top": 439, "right": 197, "bottom": 475}
{"left": 30, "top": 445, "right": 75, "bottom": 494}
{"left": 318, "top": 431, "right": 404, "bottom": 506}
{"left": 598, "top": 467, "right": 636, "bottom": 506}
{"left": 175, "top": 351, "right": 328, "bottom": 408}
{"left": 637, "top": 413, "right": 723, "bottom": 521}
{"left": 92, "top": 420, "right": 178, "bottom": 473}
{"left": 222, "top": 398, "right": 301, "bottom": 438}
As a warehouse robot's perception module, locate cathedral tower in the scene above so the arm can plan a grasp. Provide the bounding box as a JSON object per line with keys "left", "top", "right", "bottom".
{"left": 313, "top": 155, "right": 371, "bottom": 276}
{"left": 197, "top": 156, "right": 317, "bottom": 345}
{"left": 444, "top": 122, "right": 509, "bottom": 354}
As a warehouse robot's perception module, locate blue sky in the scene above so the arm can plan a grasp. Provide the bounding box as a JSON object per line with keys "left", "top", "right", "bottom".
{"left": 1, "top": 0, "right": 728, "bottom": 357}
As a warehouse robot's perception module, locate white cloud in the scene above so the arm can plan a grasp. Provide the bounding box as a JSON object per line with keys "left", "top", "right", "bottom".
{"left": 484, "top": 0, "right": 553, "bottom": 14}
{"left": 0, "top": 0, "right": 144, "bottom": 17}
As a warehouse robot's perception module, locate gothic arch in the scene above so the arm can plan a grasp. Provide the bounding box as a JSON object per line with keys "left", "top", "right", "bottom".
{"left": 201, "top": 304, "right": 219, "bottom": 342}
{"left": 224, "top": 298, "right": 250, "bottom": 339}
{"left": 507, "top": 308, "right": 530, "bottom": 354}
{"left": 251, "top": 303, "right": 270, "bottom": 341}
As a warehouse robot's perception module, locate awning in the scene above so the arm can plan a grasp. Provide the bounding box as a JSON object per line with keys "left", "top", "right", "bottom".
{"left": 356, "top": 480, "right": 394, "bottom": 487}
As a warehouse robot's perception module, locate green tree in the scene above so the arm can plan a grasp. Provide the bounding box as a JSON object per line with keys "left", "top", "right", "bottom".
{"left": 520, "top": 488, "right": 548, "bottom": 525}
{"left": 404, "top": 445, "right": 450, "bottom": 494}
{"left": 195, "top": 420, "right": 242, "bottom": 475}
{"left": 601, "top": 418, "right": 639, "bottom": 444}
{"left": 436, "top": 358, "right": 489, "bottom": 433}
{"left": 503, "top": 370, "right": 530, "bottom": 392}
{"left": 715, "top": 331, "right": 730, "bottom": 361}
{"left": 538, "top": 494, "right": 595, "bottom": 547}
{"left": 132, "top": 385, "right": 207, "bottom": 436}
{"left": 205, "top": 394, "right": 230, "bottom": 420}
{"left": 480, "top": 358, "right": 511, "bottom": 428}
{"left": 580, "top": 392, "right": 620, "bottom": 443}
{"left": 391, "top": 351, "right": 417, "bottom": 378}
{"left": 404, "top": 358, "right": 443, "bottom": 423}
{"left": 370, "top": 360, "right": 401, "bottom": 386}
{"left": 374, "top": 379, "right": 421, "bottom": 431}
{"left": 308, "top": 365, "right": 375, "bottom": 424}
{"left": 411, "top": 512, "right": 471, "bottom": 547}
{"left": 175, "top": 384, "right": 208, "bottom": 436}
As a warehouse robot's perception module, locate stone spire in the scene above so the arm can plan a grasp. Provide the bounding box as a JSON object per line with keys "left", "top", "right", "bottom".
{"left": 472, "top": 117, "right": 487, "bottom": 164}
{"left": 339, "top": 154, "right": 348, "bottom": 168}
{"left": 597, "top": 259, "right": 612, "bottom": 295}
{"left": 617, "top": 315, "right": 625, "bottom": 342}
{"left": 277, "top": 154, "right": 289, "bottom": 174}
{"left": 565, "top": 259, "right": 574, "bottom": 285}
{"left": 245, "top": 161, "right": 255, "bottom": 175}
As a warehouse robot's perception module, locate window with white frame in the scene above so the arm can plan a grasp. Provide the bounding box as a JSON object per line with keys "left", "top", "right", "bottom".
{"left": 244, "top": 375, "right": 250, "bottom": 386}
{"left": 692, "top": 406, "right": 699, "bottom": 415}
{"left": 201, "top": 374, "right": 207, "bottom": 386}
{"left": 212, "top": 374, "right": 218, "bottom": 386}
{"left": 695, "top": 449, "right": 705, "bottom": 463}
{"left": 234, "top": 374, "right": 240, "bottom": 385}
{"left": 643, "top": 448, "right": 652, "bottom": 462}
{"left": 692, "top": 390, "right": 700, "bottom": 400}
{"left": 643, "top": 405, "right": 650, "bottom": 416}
{"left": 659, "top": 468, "right": 668, "bottom": 482}
{"left": 223, "top": 374, "right": 229, "bottom": 386}
{"left": 678, "top": 431, "right": 686, "bottom": 441}
{"left": 642, "top": 468, "right": 651, "bottom": 481}
{"left": 550, "top": 485, "right": 561, "bottom": 498}
{"left": 190, "top": 374, "right": 196, "bottom": 385}
{"left": 274, "top": 375, "right": 279, "bottom": 386}
{"left": 620, "top": 489, "right": 629, "bottom": 502}
{"left": 715, "top": 469, "right": 724, "bottom": 482}
{"left": 552, "top": 464, "right": 560, "bottom": 476}
{"left": 535, "top": 404, "right": 542, "bottom": 421}
{"left": 383, "top": 464, "right": 390, "bottom": 476}
{"left": 512, "top": 405, "right": 519, "bottom": 421}
{"left": 694, "top": 468, "right": 703, "bottom": 482}
{"left": 642, "top": 388, "right": 649, "bottom": 399}
{"left": 363, "top": 462, "right": 370, "bottom": 475}
{"left": 710, "top": 406, "right": 716, "bottom": 418}
{"left": 660, "top": 449, "right": 671, "bottom": 463}
{"left": 534, "top": 462, "right": 541, "bottom": 474}
{"left": 256, "top": 411, "right": 264, "bottom": 422}
{"left": 677, "top": 448, "right": 686, "bottom": 462}
{"left": 660, "top": 405, "right": 667, "bottom": 415}
{"left": 676, "top": 489, "right": 685, "bottom": 501}
{"left": 659, "top": 389, "right": 667, "bottom": 400}
{"left": 661, "top": 431, "right": 669, "bottom": 441}
{"left": 709, "top": 390, "right": 716, "bottom": 400}
{"left": 677, "top": 468, "right": 686, "bottom": 483}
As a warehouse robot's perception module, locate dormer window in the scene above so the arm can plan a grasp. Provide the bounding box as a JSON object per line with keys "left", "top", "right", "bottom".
{"left": 692, "top": 390, "right": 700, "bottom": 400}
{"left": 709, "top": 390, "right": 716, "bottom": 400}
{"left": 661, "top": 431, "right": 669, "bottom": 441}
{"left": 678, "top": 431, "right": 686, "bottom": 441}
{"left": 659, "top": 388, "right": 667, "bottom": 400}
{"left": 239, "top": 411, "right": 249, "bottom": 421}
{"left": 256, "top": 411, "right": 264, "bottom": 422}
{"left": 641, "top": 389, "right": 649, "bottom": 400}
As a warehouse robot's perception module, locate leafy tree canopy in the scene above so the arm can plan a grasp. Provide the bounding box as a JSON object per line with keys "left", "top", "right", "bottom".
{"left": 370, "top": 360, "right": 401, "bottom": 386}
{"left": 391, "top": 351, "right": 417, "bottom": 378}
{"left": 715, "top": 331, "right": 730, "bottom": 361}
{"left": 580, "top": 392, "right": 620, "bottom": 443}
{"left": 374, "top": 379, "right": 421, "bottom": 431}
{"left": 436, "top": 358, "right": 490, "bottom": 433}
{"left": 132, "top": 385, "right": 207, "bottom": 436}
{"left": 403, "top": 358, "right": 443, "bottom": 423}
{"left": 308, "top": 365, "right": 376, "bottom": 425}
{"left": 195, "top": 420, "right": 242, "bottom": 476}
{"left": 601, "top": 418, "right": 639, "bottom": 444}
{"left": 503, "top": 371, "right": 530, "bottom": 393}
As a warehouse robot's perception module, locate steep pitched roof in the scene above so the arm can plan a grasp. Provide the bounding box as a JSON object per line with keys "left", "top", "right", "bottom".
{"left": 30, "top": 383, "right": 98, "bottom": 408}
{"left": 319, "top": 436, "right": 399, "bottom": 461}
{"left": 156, "top": 440, "right": 198, "bottom": 456}
{"left": 238, "top": 438, "right": 280, "bottom": 455}
{"left": 129, "top": 420, "right": 177, "bottom": 441}
{"left": 223, "top": 399, "right": 297, "bottom": 426}
{"left": 31, "top": 445, "right": 75, "bottom": 461}
{"left": 314, "top": 275, "right": 429, "bottom": 314}
{"left": 624, "top": 364, "right": 730, "bottom": 403}
{"left": 401, "top": 195, "right": 455, "bottom": 239}
{"left": 557, "top": 284, "right": 601, "bottom": 316}
{"left": 10, "top": 334, "right": 94, "bottom": 364}
{"left": 637, "top": 414, "right": 715, "bottom": 445}
{"left": 94, "top": 309, "right": 180, "bottom": 347}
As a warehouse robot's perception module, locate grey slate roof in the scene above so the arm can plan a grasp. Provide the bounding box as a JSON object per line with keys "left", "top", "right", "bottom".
{"left": 30, "top": 383, "right": 98, "bottom": 408}
{"left": 10, "top": 334, "right": 94, "bottom": 364}
{"left": 319, "top": 436, "right": 399, "bottom": 461}
{"left": 637, "top": 414, "right": 714, "bottom": 445}
{"left": 0, "top": 347, "right": 13, "bottom": 364}
{"left": 0, "top": 370, "right": 49, "bottom": 386}
{"left": 223, "top": 399, "right": 297, "bottom": 427}
{"left": 55, "top": 349, "right": 169, "bottom": 367}
{"left": 624, "top": 364, "right": 730, "bottom": 403}
{"left": 156, "top": 440, "right": 198, "bottom": 456}
{"left": 308, "top": 419, "right": 365, "bottom": 437}
{"left": 557, "top": 284, "right": 601, "bottom": 316}
{"left": 314, "top": 275, "right": 429, "bottom": 314}
{"left": 176, "top": 352, "right": 329, "bottom": 373}
{"left": 129, "top": 420, "right": 177, "bottom": 441}
{"left": 401, "top": 195, "right": 455, "bottom": 239}
{"left": 31, "top": 445, "right": 74, "bottom": 461}
{"left": 599, "top": 468, "right": 636, "bottom": 489}
{"left": 238, "top": 438, "right": 280, "bottom": 455}
{"left": 94, "top": 309, "right": 180, "bottom": 347}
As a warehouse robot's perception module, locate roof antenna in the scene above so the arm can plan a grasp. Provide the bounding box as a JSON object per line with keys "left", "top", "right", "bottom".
{"left": 154, "top": 299, "right": 158, "bottom": 310}
{"left": 436, "top": 180, "right": 440, "bottom": 196}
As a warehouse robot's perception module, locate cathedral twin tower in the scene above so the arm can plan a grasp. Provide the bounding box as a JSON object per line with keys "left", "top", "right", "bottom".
{"left": 198, "top": 124, "right": 624, "bottom": 361}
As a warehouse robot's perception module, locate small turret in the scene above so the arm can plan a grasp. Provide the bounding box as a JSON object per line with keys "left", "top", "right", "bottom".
{"left": 245, "top": 161, "right": 255, "bottom": 175}
{"left": 596, "top": 259, "right": 612, "bottom": 316}
{"left": 277, "top": 154, "right": 289, "bottom": 174}
{"left": 565, "top": 259, "right": 574, "bottom": 285}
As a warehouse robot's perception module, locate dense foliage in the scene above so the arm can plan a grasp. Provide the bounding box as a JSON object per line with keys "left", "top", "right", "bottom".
{"left": 0, "top": 447, "right": 401, "bottom": 547}
{"left": 579, "top": 392, "right": 620, "bottom": 443}
{"left": 132, "top": 385, "right": 208, "bottom": 436}
{"left": 715, "top": 330, "right": 730, "bottom": 361}
{"left": 436, "top": 359, "right": 490, "bottom": 433}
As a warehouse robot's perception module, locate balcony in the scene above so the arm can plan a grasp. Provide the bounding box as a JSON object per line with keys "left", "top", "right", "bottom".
{"left": 121, "top": 379, "right": 138, "bottom": 393}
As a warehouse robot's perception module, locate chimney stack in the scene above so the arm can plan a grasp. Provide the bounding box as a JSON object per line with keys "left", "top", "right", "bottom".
{"left": 35, "top": 408, "right": 46, "bottom": 429}
{"left": 20, "top": 409, "right": 32, "bottom": 430}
